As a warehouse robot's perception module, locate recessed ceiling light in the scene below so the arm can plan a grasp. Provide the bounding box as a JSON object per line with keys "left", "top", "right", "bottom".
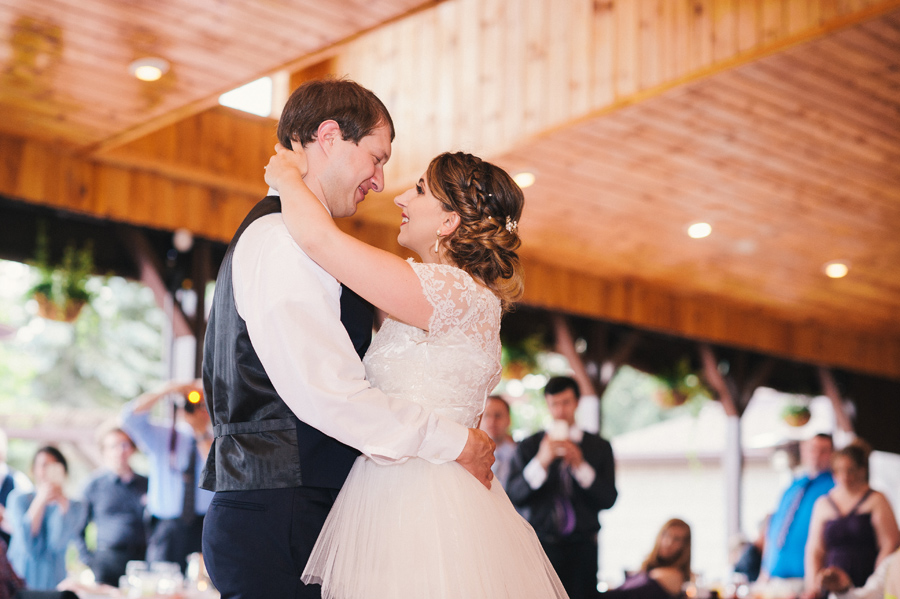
{"left": 513, "top": 171, "right": 536, "bottom": 189}
{"left": 129, "top": 57, "right": 170, "bottom": 82}
{"left": 687, "top": 222, "right": 712, "bottom": 239}
{"left": 824, "top": 260, "right": 849, "bottom": 278}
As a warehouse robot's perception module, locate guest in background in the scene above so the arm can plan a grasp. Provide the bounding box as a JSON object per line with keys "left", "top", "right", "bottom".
{"left": 7, "top": 446, "right": 84, "bottom": 590}
{"left": 480, "top": 395, "right": 517, "bottom": 487}
{"left": 76, "top": 426, "right": 149, "bottom": 586}
{"left": 761, "top": 433, "right": 835, "bottom": 580}
{"left": 0, "top": 428, "right": 32, "bottom": 546}
{"left": 507, "top": 376, "right": 618, "bottom": 599}
{"left": 601, "top": 518, "right": 692, "bottom": 599}
{"left": 815, "top": 548, "right": 898, "bottom": 599}
{"left": 805, "top": 439, "right": 899, "bottom": 596}
{"left": 0, "top": 537, "right": 24, "bottom": 599}
{"left": 121, "top": 380, "right": 213, "bottom": 572}
{"left": 733, "top": 516, "right": 769, "bottom": 583}
{"left": 887, "top": 548, "right": 900, "bottom": 599}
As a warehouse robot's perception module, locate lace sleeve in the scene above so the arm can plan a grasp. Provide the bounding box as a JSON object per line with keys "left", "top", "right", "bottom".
{"left": 408, "top": 260, "right": 501, "bottom": 338}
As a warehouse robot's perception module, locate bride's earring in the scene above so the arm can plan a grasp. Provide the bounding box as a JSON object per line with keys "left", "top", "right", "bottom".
{"left": 433, "top": 230, "right": 441, "bottom": 254}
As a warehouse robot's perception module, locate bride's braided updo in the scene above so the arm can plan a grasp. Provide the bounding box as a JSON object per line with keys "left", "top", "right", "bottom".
{"left": 427, "top": 152, "right": 524, "bottom": 310}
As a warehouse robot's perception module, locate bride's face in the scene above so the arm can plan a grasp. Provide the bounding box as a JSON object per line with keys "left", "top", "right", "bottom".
{"left": 393, "top": 174, "right": 457, "bottom": 260}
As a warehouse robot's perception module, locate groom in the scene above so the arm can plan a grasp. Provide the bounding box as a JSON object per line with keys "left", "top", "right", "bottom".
{"left": 200, "top": 78, "right": 495, "bottom": 599}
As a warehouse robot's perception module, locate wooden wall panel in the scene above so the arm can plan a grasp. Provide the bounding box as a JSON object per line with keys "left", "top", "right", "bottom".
{"left": 519, "top": 258, "right": 900, "bottom": 379}
{"left": 0, "top": 132, "right": 257, "bottom": 244}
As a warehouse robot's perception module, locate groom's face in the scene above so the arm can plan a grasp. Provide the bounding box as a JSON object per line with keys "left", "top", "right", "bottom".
{"left": 319, "top": 123, "right": 392, "bottom": 218}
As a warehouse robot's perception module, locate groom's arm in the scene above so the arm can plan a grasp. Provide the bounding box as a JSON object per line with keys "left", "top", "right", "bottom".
{"left": 234, "top": 217, "right": 492, "bottom": 483}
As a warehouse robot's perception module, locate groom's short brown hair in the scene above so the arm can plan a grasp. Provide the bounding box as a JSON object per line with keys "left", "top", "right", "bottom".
{"left": 277, "top": 77, "right": 395, "bottom": 150}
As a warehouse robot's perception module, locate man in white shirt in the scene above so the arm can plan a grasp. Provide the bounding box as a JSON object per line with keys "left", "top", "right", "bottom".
{"left": 817, "top": 549, "right": 899, "bottom": 599}
{"left": 200, "top": 78, "right": 494, "bottom": 599}
{"left": 507, "top": 376, "right": 618, "bottom": 599}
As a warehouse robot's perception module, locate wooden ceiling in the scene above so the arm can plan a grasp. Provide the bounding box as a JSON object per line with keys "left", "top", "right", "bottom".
{"left": 1, "top": 0, "right": 899, "bottom": 379}
{"left": 502, "top": 15, "right": 900, "bottom": 335}
{"left": 0, "top": 0, "right": 436, "bottom": 147}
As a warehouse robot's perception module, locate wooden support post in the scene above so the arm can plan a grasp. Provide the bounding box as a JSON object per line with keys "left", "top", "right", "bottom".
{"left": 551, "top": 314, "right": 640, "bottom": 432}
{"left": 818, "top": 366, "right": 854, "bottom": 434}
{"left": 699, "top": 344, "right": 773, "bottom": 549}
{"left": 191, "top": 239, "right": 212, "bottom": 378}
{"left": 117, "top": 226, "right": 192, "bottom": 338}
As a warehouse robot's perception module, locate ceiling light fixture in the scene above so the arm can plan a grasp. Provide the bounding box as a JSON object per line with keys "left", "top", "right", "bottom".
{"left": 687, "top": 222, "right": 712, "bottom": 239}
{"left": 129, "top": 57, "right": 170, "bottom": 82}
{"left": 824, "top": 260, "right": 849, "bottom": 279}
{"left": 513, "top": 171, "right": 536, "bottom": 189}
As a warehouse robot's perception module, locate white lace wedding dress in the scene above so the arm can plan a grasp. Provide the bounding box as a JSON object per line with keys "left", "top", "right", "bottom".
{"left": 301, "top": 261, "right": 569, "bottom": 599}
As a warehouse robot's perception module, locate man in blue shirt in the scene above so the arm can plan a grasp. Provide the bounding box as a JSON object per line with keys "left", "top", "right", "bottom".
{"left": 121, "top": 380, "right": 213, "bottom": 573}
{"left": 762, "top": 433, "right": 835, "bottom": 579}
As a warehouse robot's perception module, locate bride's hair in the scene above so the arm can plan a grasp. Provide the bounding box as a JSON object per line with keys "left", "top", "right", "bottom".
{"left": 426, "top": 152, "right": 524, "bottom": 310}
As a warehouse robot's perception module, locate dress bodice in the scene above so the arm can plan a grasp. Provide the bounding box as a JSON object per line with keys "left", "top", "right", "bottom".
{"left": 363, "top": 261, "right": 502, "bottom": 429}
{"left": 823, "top": 490, "right": 878, "bottom": 588}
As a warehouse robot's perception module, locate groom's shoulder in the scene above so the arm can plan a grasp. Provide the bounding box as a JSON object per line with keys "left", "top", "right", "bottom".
{"left": 235, "top": 213, "right": 294, "bottom": 259}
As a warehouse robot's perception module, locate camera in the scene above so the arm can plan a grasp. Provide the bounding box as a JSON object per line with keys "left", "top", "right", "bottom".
{"left": 176, "top": 389, "right": 204, "bottom": 414}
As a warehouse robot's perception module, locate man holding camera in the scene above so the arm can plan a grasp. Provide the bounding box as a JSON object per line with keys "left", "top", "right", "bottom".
{"left": 506, "top": 376, "right": 618, "bottom": 599}
{"left": 121, "top": 379, "right": 213, "bottom": 572}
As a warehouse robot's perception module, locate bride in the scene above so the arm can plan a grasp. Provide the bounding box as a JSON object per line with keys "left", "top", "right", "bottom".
{"left": 265, "top": 146, "right": 568, "bottom": 599}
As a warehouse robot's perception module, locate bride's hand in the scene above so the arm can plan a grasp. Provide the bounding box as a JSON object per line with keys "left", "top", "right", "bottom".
{"left": 264, "top": 143, "right": 308, "bottom": 191}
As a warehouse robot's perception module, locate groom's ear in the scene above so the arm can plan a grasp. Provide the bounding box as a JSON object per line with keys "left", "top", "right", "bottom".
{"left": 315, "top": 120, "right": 342, "bottom": 156}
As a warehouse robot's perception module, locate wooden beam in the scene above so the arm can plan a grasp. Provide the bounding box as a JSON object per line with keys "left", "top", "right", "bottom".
{"left": 0, "top": 132, "right": 258, "bottom": 243}
{"left": 700, "top": 343, "right": 739, "bottom": 416}
{"left": 191, "top": 238, "right": 213, "bottom": 377}
{"left": 552, "top": 314, "right": 598, "bottom": 397}
{"left": 521, "top": 257, "right": 900, "bottom": 381}
{"left": 818, "top": 366, "right": 855, "bottom": 434}
{"left": 117, "top": 226, "right": 192, "bottom": 339}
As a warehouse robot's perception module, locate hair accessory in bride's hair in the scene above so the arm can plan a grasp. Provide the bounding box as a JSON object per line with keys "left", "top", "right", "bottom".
{"left": 505, "top": 216, "right": 518, "bottom": 234}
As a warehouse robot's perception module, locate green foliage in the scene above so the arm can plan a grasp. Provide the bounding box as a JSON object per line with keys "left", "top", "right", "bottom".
{"left": 601, "top": 366, "right": 707, "bottom": 439}
{"left": 27, "top": 221, "right": 95, "bottom": 310}
{"left": 653, "top": 356, "right": 712, "bottom": 408}
{"left": 1, "top": 260, "right": 167, "bottom": 411}
{"left": 497, "top": 347, "right": 709, "bottom": 441}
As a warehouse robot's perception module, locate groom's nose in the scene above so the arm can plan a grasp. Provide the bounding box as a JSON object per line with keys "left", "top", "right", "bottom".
{"left": 370, "top": 165, "right": 384, "bottom": 192}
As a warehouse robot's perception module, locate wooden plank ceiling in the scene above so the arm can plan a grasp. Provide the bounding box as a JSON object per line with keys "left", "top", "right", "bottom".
{"left": 0, "top": 0, "right": 437, "bottom": 147}
{"left": 500, "top": 15, "right": 900, "bottom": 337}
{"left": 1, "top": 0, "right": 899, "bottom": 379}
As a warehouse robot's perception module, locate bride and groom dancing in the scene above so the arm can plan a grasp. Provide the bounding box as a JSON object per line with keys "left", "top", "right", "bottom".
{"left": 199, "top": 78, "right": 569, "bottom": 599}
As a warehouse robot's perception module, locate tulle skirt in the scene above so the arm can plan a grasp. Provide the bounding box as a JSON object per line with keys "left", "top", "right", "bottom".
{"left": 302, "top": 456, "right": 569, "bottom": 599}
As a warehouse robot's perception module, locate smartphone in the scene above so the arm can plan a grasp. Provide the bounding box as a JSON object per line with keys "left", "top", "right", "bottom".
{"left": 548, "top": 419, "right": 569, "bottom": 442}
{"left": 44, "top": 462, "right": 66, "bottom": 486}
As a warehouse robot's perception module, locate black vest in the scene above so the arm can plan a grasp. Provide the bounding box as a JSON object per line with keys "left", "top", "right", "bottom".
{"left": 199, "top": 197, "right": 372, "bottom": 492}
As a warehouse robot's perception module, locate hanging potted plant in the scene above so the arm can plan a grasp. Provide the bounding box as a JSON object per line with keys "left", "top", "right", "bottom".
{"left": 781, "top": 400, "right": 811, "bottom": 427}
{"left": 653, "top": 357, "right": 708, "bottom": 409}
{"left": 27, "top": 223, "right": 94, "bottom": 322}
{"left": 501, "top": 333, "right": 545, "bottom": 380}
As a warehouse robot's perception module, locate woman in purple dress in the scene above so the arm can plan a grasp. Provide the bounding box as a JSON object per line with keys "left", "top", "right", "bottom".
{"left": 805, "top": 439, "right": 900, "bottom": 595}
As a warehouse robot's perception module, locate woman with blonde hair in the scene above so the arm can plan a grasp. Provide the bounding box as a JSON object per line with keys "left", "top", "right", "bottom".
{"left": 602, "top": 518, "right": 692, "bottom": 599}
{"left": 265, "top": 145, "right": 567, "bottom": 598}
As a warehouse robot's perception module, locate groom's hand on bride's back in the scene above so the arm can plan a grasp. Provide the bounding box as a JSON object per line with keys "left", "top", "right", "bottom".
{"left": 457, "top": 429, "right": 496, "bottom": 489}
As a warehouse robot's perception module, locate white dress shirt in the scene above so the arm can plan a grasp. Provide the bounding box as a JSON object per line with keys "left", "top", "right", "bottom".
{"left": 832, "top": 552, "right": 896, "bottom": 599}
{"left": 522, "top": 426, "right": 597, "bottom": 490}
{"left": 233, "top": 213, "right": 468, "bottom": 465}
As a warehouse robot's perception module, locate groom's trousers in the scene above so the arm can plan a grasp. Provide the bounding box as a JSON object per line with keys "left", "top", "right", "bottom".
{"left": 202, "top": 486, "right": 340, "bottom": 599}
